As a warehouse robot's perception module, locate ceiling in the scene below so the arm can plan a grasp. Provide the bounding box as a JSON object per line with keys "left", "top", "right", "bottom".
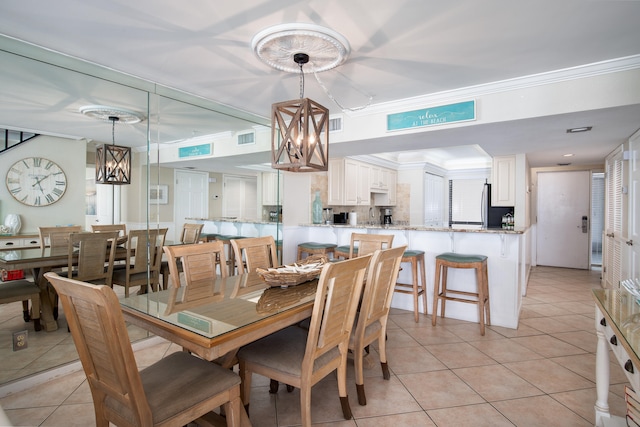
{"left": 1, "top": 0, "right": 640, "bottom": 171}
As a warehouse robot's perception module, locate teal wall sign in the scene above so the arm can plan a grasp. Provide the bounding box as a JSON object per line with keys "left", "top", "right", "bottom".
{"left": 178, "top": 143, "right": 212, "bottom": 158}
{"left": 387, "top": 100, "right": 476, "bottom": 131}
{"left": 177, "top": 312, "right": 212, "bottom": 334}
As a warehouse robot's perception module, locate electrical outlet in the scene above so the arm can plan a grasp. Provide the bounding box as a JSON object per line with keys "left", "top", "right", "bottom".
{"left": 13, "top": 330, "right": 28, "bottom": 351}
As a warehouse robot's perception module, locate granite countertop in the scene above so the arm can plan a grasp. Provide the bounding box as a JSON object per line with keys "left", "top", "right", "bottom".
{"left": 300, "top": 223, "right": 526, "bottom": 234}
{"left": 188, "top": 217, "right": 279, "bottom": 225}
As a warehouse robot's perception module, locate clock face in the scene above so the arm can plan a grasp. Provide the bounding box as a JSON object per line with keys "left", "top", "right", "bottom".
{"left": 6, "top": 157, "right": 68, "bottom": 206}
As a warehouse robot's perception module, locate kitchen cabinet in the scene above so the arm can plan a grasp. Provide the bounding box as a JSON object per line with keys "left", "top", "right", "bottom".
{"left": 491, "top": 155, "right": 516, "bottom": 206}
{"left": 370, "top": 166, "right": 388, "bottom": 190}
{"left": 262, "top": 172, "right": 282, "bottom": 206}
{"left": 0, "top": 234, "right": 40, "bottom": 249}
{"left": 372, "top": 169, "right": 397, "bottom": 206}
{"left": 328, "top": 158, "right": 370, "bottom": 206}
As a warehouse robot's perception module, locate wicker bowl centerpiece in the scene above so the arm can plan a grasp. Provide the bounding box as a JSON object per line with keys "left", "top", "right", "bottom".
{"left": 257, "top": 254, "right": 328, "bottom": 288}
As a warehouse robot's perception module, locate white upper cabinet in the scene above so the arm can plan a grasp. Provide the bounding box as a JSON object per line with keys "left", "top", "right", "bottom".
{"left": 262, "top": 172, "right": 282, "bottom": 205}
{"left": 491, "top": 155, "right": 516, "bottom": 206}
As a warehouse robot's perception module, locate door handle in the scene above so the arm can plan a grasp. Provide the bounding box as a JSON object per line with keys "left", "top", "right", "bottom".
{"left": 581, "top": 216, "right": 588, "bottom": 233}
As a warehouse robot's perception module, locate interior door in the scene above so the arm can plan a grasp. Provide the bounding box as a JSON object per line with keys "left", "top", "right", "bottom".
{"left": 536, "top": 171, "right": 591, "bottom": 269}
{"left": 629, "top": 133, "right": 640, "bottom": 279}
{"left": 174, "top": 170, "right": 208, "bottom": 241}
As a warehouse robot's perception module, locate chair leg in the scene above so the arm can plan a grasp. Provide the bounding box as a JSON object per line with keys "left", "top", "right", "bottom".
{"left": 340, "top": 396, "right": 353, "bottom": 420}
{"left": 22, "top": 300, "right": 30, "bottom": 322}
{"left": 269, "top": 379, "right": 279, "bottom": 394}
{"left": 432, "top": 262, "right": 441, "bottom": 326}
{"left": 411, "top": 258, "right": 419, "bottom": 322}
{"left": 354, "top": 346, "right": 366, "bottom": 405}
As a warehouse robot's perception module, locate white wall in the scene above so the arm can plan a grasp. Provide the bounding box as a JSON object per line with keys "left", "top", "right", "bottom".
{"left": 0, "top": 136, "right": 86, "bottom": 232}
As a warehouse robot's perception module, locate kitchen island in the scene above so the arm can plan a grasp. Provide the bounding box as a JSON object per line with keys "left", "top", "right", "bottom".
{"left": 283, "top": 223, "right": 531, "bottom": 329}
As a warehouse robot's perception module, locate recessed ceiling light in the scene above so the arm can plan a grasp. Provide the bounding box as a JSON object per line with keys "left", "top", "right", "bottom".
{"left": 557, "top": 162, "right": 572, "bottom": 166}
{"left": 563, "top": 153, "right": 575, "bottom": 157}
{"left": 566, "top": 126, "right": 592, "bottom": 133}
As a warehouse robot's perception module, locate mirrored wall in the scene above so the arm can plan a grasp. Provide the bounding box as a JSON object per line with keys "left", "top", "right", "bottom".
{"left": 0, "top": 36, "right": 280, "bottom": 385}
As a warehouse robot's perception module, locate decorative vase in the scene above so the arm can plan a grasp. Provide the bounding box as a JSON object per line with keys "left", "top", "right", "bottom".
{"left": 4, "top": 214, "right": 21, "bottom": 235}
{"left": 312, "top": 191, "right": 322, "bottom": 224}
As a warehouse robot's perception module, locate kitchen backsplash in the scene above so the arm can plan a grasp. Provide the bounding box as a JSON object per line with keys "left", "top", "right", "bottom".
{"left": 310, "top": 174, "right": 409, "bottom": 225}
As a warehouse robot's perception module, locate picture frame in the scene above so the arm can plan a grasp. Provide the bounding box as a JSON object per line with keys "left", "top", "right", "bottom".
{"left": 149, "top": 184, "right": 168, "bottom": 204}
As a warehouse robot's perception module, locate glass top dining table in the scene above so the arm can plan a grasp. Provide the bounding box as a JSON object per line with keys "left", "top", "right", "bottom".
{"left": 119, "top": 272, "right": 318, "bottom": 363}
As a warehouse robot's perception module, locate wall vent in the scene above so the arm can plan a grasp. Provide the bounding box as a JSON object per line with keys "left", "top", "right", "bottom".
{"left": 329, "top": 116, "right": 342, "bottom": 132}
{"left": 237, "top": 132, "right": 255, "bottom": 145}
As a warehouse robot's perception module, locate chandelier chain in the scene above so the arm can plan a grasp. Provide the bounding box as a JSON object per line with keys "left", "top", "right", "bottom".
{"left": 299, "top": 62, "right": 305, "bottom": 99}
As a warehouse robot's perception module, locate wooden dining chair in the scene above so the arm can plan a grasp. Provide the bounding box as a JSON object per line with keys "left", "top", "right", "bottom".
{"left": 160, "top": 223, "right": 205, "bottom": 290}
{"left": 238, "top": 254, "right": 371, "bottom": 427}
{"left": 112, "top": 228, "right": 167, "bottom": 297}
{"left": 163, "top": 241, "right": 227, "bottom": 314}
{"left": 348, "top": 233, "right": 394, "bottom": 259}
{"left": 0, "top": 278, "right": 41, "bottom": 331}
{"left": 349, "top": 245, "right": 406, "bottom": 405}
{"left": 230, "top": 235, "right": 278, "bottom": 274}
{"left": 91, "top": 223, "right": 127, "bottom": 237}
{"left": 44, "top": 272, "right": 242, "bottom": 427}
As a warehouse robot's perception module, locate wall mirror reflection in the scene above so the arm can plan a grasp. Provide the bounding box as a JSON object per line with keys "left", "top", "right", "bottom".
{"left": 0, "top": 36, "right": 280, "bottom": 386}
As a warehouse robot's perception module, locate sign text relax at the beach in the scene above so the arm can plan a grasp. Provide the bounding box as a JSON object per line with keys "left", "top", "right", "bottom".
{"left": 387, "top": 100, "right": 476, "bottom": 131}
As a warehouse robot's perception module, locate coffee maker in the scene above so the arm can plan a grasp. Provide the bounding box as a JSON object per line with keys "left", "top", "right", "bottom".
{"left": 381, "top": 208, "right": 392, "bottom": 225}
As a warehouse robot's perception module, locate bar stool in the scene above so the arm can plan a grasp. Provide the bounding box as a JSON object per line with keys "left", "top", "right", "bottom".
{"left": 432, "top": 252, "right": 490, "bottom": 335}
{"left": 334, "top": 245, "right": 354, "bottom": 259}
{"left": 297, "top": 242, "right": 337, "bottom": 260}
{"left": 394, "top": 250, "right": 427, "bottom": 322}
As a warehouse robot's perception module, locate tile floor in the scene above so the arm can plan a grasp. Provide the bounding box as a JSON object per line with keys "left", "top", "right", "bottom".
{"left": 0, "top": 266, "right": 632, "bottom": 426}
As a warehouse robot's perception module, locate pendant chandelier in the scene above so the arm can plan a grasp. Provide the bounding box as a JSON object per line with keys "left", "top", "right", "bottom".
{"left": 253, "top": 24, "right": 350, "bottom": 172}
{"left": 271, "top": 53, "right": 329, "bottom": 172}
{"left": 95, "top": 116, "right": 132, "bottom": 185}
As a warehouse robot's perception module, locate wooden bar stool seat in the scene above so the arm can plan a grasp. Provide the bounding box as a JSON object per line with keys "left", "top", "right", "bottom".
{"left": 432, "top": 252, "right": 490, "bottom": 335}
{"left": 297, "top": 242, "right": 337, "bottom": 259}
{"left": 394, "top": 249, "right": 427, "bottom": 322}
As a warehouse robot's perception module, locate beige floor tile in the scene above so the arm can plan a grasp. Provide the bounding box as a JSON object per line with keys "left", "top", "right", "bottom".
{"left": 427, "top": 403, "right": 513, "bottom": 427}
{"left": 397, "top": 370, "right": 485, "bottom": 410}
{"left": 353, "top": 411, "right": 435, "bottom": 426}
{"left": 425, "top": 342, "right": 497, "bottom": 369}
{"left": 385, "top": 346, "right": 447, "bottom": 374}
{"left": 0, "top": 370, "right": 86, "bottom": 409}
{"left": 503, "top": 359, "right": 595, "bottom": 394}
{"left": 402, "top": 325, "right": 464, "bottom": 345}
{"left": 453, "top": 364, "right": 544, "bottom": 401}
{"left": 551, "top": 387, "right": 628, "bottom": 424}
{"left": 550, "top": 330, "right": 597, "bottom": 352}
{"left": 349, "top": 376, "right": 423, "bottom": 418}
{"left": 492, "top": 394, "right": 592, "bottom": 426}
{"left": 39, "top": 402, "right": 96, "bottom": 426}
{"left": 511, "top": 334, "right": 586, "bottom": 358}
{"left": 469, "top": 338, "right": 544, "bottom": 363}
{"left": 3, "top": 406, "right": 56, "bottom": 427}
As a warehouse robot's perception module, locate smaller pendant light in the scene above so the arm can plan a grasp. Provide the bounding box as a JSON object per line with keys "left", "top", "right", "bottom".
{"left": 95, "top": 116, "right": 132, "bottom": 185}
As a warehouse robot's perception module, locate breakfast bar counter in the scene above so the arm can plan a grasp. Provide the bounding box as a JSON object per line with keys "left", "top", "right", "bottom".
{"left": 283, "top": 223, "right": 531, "bottom": 329}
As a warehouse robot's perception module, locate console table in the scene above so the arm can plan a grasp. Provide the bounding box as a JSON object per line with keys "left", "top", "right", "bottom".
{"left": 593, "top": 288, "right": 640, "bottom": 426}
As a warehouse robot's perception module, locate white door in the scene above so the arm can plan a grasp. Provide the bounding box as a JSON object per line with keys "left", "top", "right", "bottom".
{"left": 537, "top": 171, "right": 591, "bottom": 269}
{"left": 223, "top": 175, "right": 258, "bottom": 220}
{"left": 629, "top": 133, "right": 640, "bottom": 279}
{"left": 174, "top": 170, "right": 208, "bottom": 241}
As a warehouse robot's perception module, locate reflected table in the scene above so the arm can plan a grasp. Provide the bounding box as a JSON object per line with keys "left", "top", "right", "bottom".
{"left": 0, "top": 245, "right": 127, "bottom": 331}
{"left": 593, "top": 288, "right": 640, "bottom": 426}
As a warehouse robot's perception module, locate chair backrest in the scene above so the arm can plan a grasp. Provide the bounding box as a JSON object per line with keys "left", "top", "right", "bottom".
{"left": 163, "top": 241, "right": 227, "bottom": 314}
{"left": 92, "top": 223, "right": 127, "bottom": 237}
{"left": 69, "top": 231, "right": 118, "bottom": 286}
{"left": 126, "top": 228, "right": 168, "bottom": 275}
{"left": 230, "top": 236, "right": 278, "bottom": 274}
{"left": 353, "top": 246, "right": 406, "bottom": 341}
{"left": 349, "top": 233, "right": 394, "bottom": 259}
{"left": 180, "top": 223, "right": 204, "bottom": 244}
{"left": 305, "top": 254, "right": 371, "bottom": 370}
{"left": 38, "top": 225, "right": 82, "bottom": 255}
{"left": 44, "top": 272, "right": 153, "bottom": 425}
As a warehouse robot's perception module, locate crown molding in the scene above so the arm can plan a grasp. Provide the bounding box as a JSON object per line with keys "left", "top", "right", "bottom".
{"left": 350, "top": 55, "right": 640, "bottom": 117}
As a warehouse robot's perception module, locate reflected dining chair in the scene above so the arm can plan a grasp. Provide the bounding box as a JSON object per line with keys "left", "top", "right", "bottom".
{"left": 163, "top": 241, "right": 227, "bottom": 315}
{"left": 44, "top": 272, "right": 242, "bottom": 427}
{"left": 91, "top": 223, "right": 127, "bottom": 237}
{"left": 68, "top": 231, "right": 118, "bottom": 287}
{"left": 160, "top": 223, "right": 204, "bottom": 290}
{"left": 334, "top": 233, "right": 395, "bottom": 259}
{"left": 0, "top": 278, "right": 41, "bottom": 331}
{"left": 349, "top": 245, "right": 405, "bottom": 405}
{"left": 112, "top": 228, "right": 167, "bottom": 297}
{"left": 230, "top": 235, "right": 278, "bottom": 274}
{"left": 238, "top": 254, "right": 371, "bottom": 427}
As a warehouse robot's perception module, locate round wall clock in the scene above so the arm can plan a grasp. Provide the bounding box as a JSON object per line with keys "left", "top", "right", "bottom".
{"left": 5, "top": 157, "right": 68, "bottom": 206}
